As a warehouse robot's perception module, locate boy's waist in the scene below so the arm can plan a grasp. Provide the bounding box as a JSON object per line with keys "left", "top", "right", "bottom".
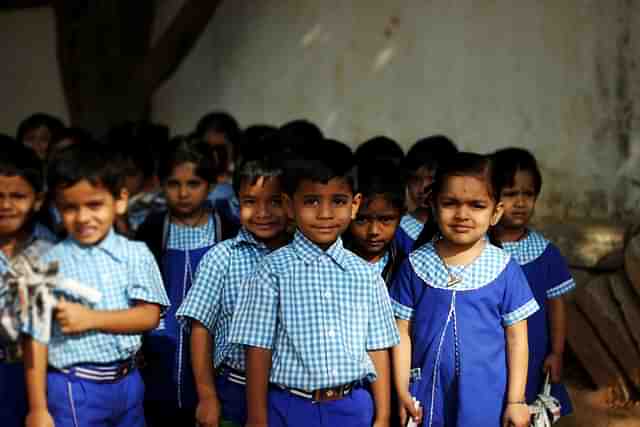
{"left": 49, "top": 358, "right": 137, "bottom": 383}
{"left": 273, "top": 379, "right": 368, "bottom": 403}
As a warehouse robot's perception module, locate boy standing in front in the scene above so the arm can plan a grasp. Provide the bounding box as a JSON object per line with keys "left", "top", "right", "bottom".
{"left": 23, "top": 144, "right": 170, "bottom": 427}
{"left": 230, "top": 142, "right": 399, "bottom": 427}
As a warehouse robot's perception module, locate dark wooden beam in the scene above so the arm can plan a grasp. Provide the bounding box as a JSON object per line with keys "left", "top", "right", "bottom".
{"left": 0, "top": 0, "right": 51, "bottom": 9}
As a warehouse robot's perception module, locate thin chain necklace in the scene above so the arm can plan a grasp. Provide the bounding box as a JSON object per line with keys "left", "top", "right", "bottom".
{"left": 435, "top": 240, "right": 482, "bottom": 287}
{"left": 171, "top": 207, "right": 207, "bottom": 228}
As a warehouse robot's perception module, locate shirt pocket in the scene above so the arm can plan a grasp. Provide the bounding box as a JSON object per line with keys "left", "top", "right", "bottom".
{"left": 339, "top": 300, "right": 369, "bottom": 360}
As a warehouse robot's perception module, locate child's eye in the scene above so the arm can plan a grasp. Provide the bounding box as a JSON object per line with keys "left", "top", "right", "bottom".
{"left": 87, "top": 202, "right": 104, "bottom": 210}
{"left": 10, "top": 193, "right": 27, "bottom": 200}
{"left": 471, "top": 203, "right": 487, "bottom": 209}
{"left": 333, "top": 197, "right": 349, "bottom": 206}
{"left": 353, "top": 217, "right": 367, "bottom": 225}
{"left": 241, "top": 199, "right": 255, "bottom": 206}
{"left": 303, "top": 198, "right": 319, "bottom": 206}
{"left": 271, "top": 198, "right": 283, "bottom": 207}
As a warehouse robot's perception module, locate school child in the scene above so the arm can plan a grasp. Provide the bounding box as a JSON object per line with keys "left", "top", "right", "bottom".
{"left": 493, "top": 147, "right": 574, "bottom": 417}
{"left": 16, "top": 113, "right": 65, "bottom": 161}
{"left": 134, "top": 137, "right": 238, "bottom": 426}
{"left": 354, "top": 136, "right": 405, "bottom": 169}
{"left": 176, "top": 156, "right": 290, "bottom": 427}
{"left": 0, "top": 141, "right": 54, "bottom": 427}
{"left": 390, "top": 152, "right": 538, "bottom": 427}
{"left": 345, "top": 162, "right": 406, "bottom": 284}
{"left": 395, "top": 135, "right": 458, "bottom": 254}
{"left": 229, "top": 141, "right": 400, "bottom": 427}
{"left": 22, "top": 143, "right": 170, "bottom": 427}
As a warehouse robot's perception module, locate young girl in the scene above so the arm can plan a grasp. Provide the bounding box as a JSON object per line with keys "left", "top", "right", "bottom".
{"left": 390, "top": 152, "right": 537, "bottom": 427}
{"left": 493, "top": 148, "right": 573, "bottom": 418}
{"left": 136, "top": 137, "right": 238, "bottom": 426}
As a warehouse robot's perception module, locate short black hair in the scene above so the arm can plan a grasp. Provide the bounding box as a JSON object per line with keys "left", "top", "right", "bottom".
{"left": 233, "top": 156, "right": 284, "bottom": 195}
{"left": 194, "top": 111, "right": 242, "bottom": 149}
{"left": 283, "top": 138, "right": 356, "bottom": 195}
{"left": 16, "top": 113, "right": 64, "bottom": 143}
{"left": 158, "top": 136, "right": 221, "bottom": 184}
{"left": 355, "top": 136, "right": 404, "bottom": 168}
{"left": 277, "top": 119, "right": 324, "bottom": 156}
{"left": 48, "top": 142, "right": 124, "bottom": 197}
{"left": 492, "top": 147, "right": 542, "bottom": 196}
{"left": 357, "top": 161, "right": 405, "bottom": 211}
{"left": 0, "top": 138, "right": 44, "bottom": 192}
{"left": 403, "top": 135, "right": 458, "bottom": 174}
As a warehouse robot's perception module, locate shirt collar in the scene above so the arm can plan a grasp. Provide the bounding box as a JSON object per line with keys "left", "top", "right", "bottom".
{"left": 501, "top": 229, "right": 548, "bottom": 265}
{"left": 292, "top": 230, "right": 348, "bottom": 269}
{"left": 65, "top": 228, "right": 124, "bottom": 262}
{"left": 233, "top": 227, "right": 269, "bottom": 250}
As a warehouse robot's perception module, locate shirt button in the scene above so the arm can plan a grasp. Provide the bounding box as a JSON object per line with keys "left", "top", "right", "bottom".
{"left": 324, "top": 291, "right": 331, "bottom": 299}
{"left": 332, "top": 369, "right": 338, "bottom": 377}
{"left": 327, "top": 329, "right": 336, "bottom": 338}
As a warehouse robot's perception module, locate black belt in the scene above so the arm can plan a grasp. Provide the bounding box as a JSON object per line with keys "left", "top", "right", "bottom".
{"left": 278, "top": 382, "right": 357, "bottom": 402}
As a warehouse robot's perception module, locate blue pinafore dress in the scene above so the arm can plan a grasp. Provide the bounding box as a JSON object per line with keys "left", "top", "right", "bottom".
{"left": 502, "top": 230, "right": 574, "bottom": 415}
{"left": 390, "top": 242, "right": 539, "bottom": 427}
{"left": 142, "top": 213, "right": 221, "bottom": 411}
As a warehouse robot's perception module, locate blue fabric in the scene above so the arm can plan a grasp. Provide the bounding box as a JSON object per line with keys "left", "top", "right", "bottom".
{"left": 268, "top": 386, "right": 374, "bottom": 427}
{"left": 502, "top": 231, "right": 574, "bottom": 415}
{"left": 166, "top": 215, "right": 217, "bottom": 250}
{"left": 229, "top": 231, "right": 399, "bottom": 391}
{"left": 177, "top": 228, "right": 271, "bottom": 371}
{"left": 215, "top": 373, "right": 247, "bottom": 425}
{"left": 207, "top": 183, "right": 240, "bottom": 225}
{"left": 47, "top": 368, "right": 145, "bottom": 427}
{"left": 390, "top": 242, "right": 538, "bottom": 427}
{"left": 26, "top": 229, "right": 170, "bottom": 368}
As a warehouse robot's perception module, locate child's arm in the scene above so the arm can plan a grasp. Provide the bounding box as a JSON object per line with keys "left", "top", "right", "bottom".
{"left": 391, "top": 319, "right": 422, "bottom": 426}
{"left": 368, "top": 349, "right": 392, "bottom": 427}
{"left": 190, "top": 321, "right": 220, "bottom": 427}
{"left": 23, "top": 336, "right": 54, "bottom": 427}
{"left": 55, "top": 300, "right": 160, "bottom": 334}
{"left": 245, "top": 346, "right": 272, "bottom": 427}
{"left": 544, "top": 297, "right": 566, "bottom": 382}
{"left": 503, "top": 320, "right": 530, "bottom": 427}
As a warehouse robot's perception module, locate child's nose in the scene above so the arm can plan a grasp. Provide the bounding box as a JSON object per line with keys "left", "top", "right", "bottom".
{"left": 317, "top": 202, "right": 333, "bottom": 219}
{"left": 368, "top": 221, "right": 381, "bottom": 235}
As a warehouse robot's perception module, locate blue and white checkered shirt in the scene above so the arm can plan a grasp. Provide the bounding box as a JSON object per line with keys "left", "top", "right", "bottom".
{"left": 176, "top": 227, "right": 272, "bottom": 371}
{"left": 229, "top": 231, "right": 400, "bottom": 391}
{"left": 370, "top": 251, "right": 390, "bottom": 277}
{"left": 25, "top": 229, "right": 170, "bottom": 369}
{"left": 399, "top": 214, "right": 424, "bottom": 240}
{"left": 166, "top": 214, "right": 218, "bottom": 250}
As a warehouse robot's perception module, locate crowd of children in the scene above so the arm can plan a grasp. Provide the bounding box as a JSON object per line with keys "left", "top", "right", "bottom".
{"left": 0, "top": 112, "right": 576, "bottom": 427}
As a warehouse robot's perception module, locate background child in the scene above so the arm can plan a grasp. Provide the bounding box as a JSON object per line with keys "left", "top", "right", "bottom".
{"left": 493, "top": 147, "right": 574, "bottom": 417}
{"left": 390, "top": 152, "right": 537, "bottom": 427}
{"left": 345, "top": 162, "right": 406, "bottom": 284}
{"left": 135, "top": 137, "right": 237, "bottom": 426}
{"left": 354, "top": 136, "right": 405, "bottom": 169}
{"left": 176, "top": 156, "right": 290, "bottom": 427}
{"left": 23, "top": 143, "right": 169, "bottom": 427}
{"left": 16, "top": 113, "right": 65, "bottom": 161}
{"left": 395, "top": 135, "right": 458, "bottom": 254}
{"left": 0, "top": 141, "right": 53, "bottom": 427}
{"left": 230, "top": 141, "right": 399, "bottom": 427}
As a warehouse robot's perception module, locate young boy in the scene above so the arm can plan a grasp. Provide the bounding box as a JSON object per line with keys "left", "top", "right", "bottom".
{"left": 395, "top": 135, "right": 457, "bottom": 253}
{"left": 22, "top": 144, "right": 170, "bottom": 427}
{"left": 345, "top": 162, "right": 406, "bottom": 284}
{"left": 229, "top": 142, "right": 400, "bottom": 427}
{"left": 0, "top": 141, "right": 54, "bottom": 427}
{"left": 176, "top": 157, "right": 290, "bottom": 427}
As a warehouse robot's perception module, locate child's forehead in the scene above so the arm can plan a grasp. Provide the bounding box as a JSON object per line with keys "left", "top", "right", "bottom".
{"left": 239, "top": 175, "right": 283, "bottom": 194}
{"left": 55, "top": 179, "right": 115, "bottom": 200}
{"left": 0, "top": 174, "right": 35, "bottom": 189}
{"left": 440, "top": 174, "right": 493, "bottom": 198}
{"left": 360, "top": 194, "right": 400, "bottom": 212}
{"left": 294, "top": 177, "right": 354, "bottom": 196}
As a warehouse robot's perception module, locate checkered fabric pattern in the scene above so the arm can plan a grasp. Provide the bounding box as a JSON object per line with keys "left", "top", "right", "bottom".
{"left": 176, "top": 227, "right": 271, "bottom": 371}
{"left": 409, "top": 241, "right": 511, "bottom": 291}
{"left": 229, "top": 231, "right": 399, "bottom": 391}
{"left": 370, "top": 251, "right": 389, "bottom": 277}
{"left": 166, "top": 214, "right": 217, "bottom": 250}
{"left": 503, "top": 298, "right": 540, "bottom": 326}
{"left": 399, "top": 214, "right": 424, "bottom": 240}
{"left": 25, "top": 229, "right": 170, "bottom": 369}
{"left": 501, "top": 230, "right": 548, "bottom": 265}
{"left": 547, "top": 279, "right": 575, "bottom": 299}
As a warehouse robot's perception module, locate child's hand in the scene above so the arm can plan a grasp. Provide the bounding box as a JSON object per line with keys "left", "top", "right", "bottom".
{"left": 502, "top": 402, "right": 530, "bottom": 427}
{"left": 25, "top": 409, "right": 54, "bottom": 427}
{"left": 55, "top": 299, "right": 95, "bottom": 334}
{"left": 398, "top": 392, "right": 423, "bottom": 426}
{"left": 195, "top": 395, "right": 221, "bottom": 427}
{"left": 543, "top": 352, "right": 563, "bottom": 382}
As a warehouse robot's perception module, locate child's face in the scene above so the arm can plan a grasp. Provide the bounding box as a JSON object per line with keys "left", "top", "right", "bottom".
{"left": 407, "top": 166, "right": 434, "bottom": 211}
{"left": 434, "top": 175, "right": 503, "bottom": 249}
{"left": 0, "top": 175, "right": 43, "bottom": 238}
{"left": 163, "top": 162, "right": 210, "bottom": 221}
{"left": 349, "top": 195, "right": 401, "bottom": 261}
{"left": 238, "top": 176, "right": 288, "bottom": 248}
{"left": 291, "top": 178, "right": 361, "bottom": 250}
{"left": 55, "top": 180, "right": 128, "bottom": 246}
{"left": 23, "top": 126, "right": 51, "bottom": 160}
{"left": 499, "top": 170, "right": 537, "bottom": 230}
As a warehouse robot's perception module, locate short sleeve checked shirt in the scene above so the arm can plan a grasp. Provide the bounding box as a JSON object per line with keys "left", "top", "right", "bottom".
{"left": 26, "top": 229, "right": 170, "bottom": 369}
{"left": 229, "top": 231, "right": 400, "bottom": 391}
{"left": 176, "top": 227, "right": 272, "bottom": 371}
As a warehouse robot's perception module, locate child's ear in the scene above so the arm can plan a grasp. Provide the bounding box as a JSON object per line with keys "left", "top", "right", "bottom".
{"left": 490, "top": 201, "right": 504, "bottom": 226}
{"left": 351, "top": 193, "right": 362, "bottom": 219}
{"left": 115, "top": 188, "right": 130, "bottom": 216}
{"left": 33, "top": 192, "right": 45, "bottom": 213}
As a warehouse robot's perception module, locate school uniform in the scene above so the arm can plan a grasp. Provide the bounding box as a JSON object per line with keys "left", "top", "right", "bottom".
{"left": 176, "top": 227, "right": 277, "bottom": 425}
{"left": 24, "top": 229, "right": 170, "bottom": 427}
{"left": 0, "top": 234, "right": 53, "bottom": 427}
{"left": 502, "top": 230, "right": 574, "bottom": 415}
{"left": 393, "top": 214, "right": 424, "bottom": 254}
{"left": 390, "top": 241, "right": 539, "bottom": 427}
{"left": 229, "top": 231, "right": 400, "bottom": 427}
{"left": 138, "top": 212, "right": 231, "bottom": 426}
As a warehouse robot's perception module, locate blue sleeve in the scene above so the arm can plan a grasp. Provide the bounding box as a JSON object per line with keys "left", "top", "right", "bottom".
{"left": 544, "top": 244, "right": 576, "bottom": 299}
{"left": 393, "top": 229, "right": 414, "bottom": 257}
{"left": 389, "top": 258, "right": 418, "bottom": 321}
{"left": 229, "top": 262, "right": 278, "bottom": 349}
{"left": 501, "top": 260, "right": 539, "bottom": 327}
{"left": 127, "top": 243, "right": 170, "bottom": 311}
{"left": 176, "top": 244, "right": 229, "bottom": 333}
{"left": 366, "top": 275, "right": 400, "bottom": 350}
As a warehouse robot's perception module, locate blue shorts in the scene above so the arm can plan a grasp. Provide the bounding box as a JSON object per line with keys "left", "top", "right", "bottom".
{"left": 0, "top": 362, "right": 27, "bottom": 427}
